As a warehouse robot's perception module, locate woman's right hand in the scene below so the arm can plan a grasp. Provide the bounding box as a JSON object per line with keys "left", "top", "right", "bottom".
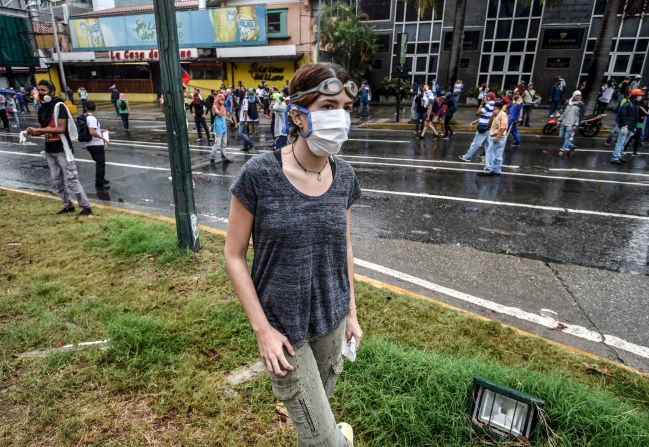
{"left": 256, "top": 326, "right": 295, "bottom": 377}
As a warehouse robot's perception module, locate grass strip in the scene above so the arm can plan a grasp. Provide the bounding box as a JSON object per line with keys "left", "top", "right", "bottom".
{"left": 0, "top": 188, "right": 647, "bottom": 446}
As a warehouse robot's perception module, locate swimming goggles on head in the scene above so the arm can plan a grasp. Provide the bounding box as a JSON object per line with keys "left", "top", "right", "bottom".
{"left": 289, "top": 78, "right": 358, "bottom": 101}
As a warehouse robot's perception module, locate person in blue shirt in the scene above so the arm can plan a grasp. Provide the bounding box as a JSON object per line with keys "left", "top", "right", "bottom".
{"left": 359, "top": 81, "right": 370, "bottom": 118}
{"left": 507, "top": 93, "right": 524, "bottom": 146}
{"left": 549, "top": 78, "right": 563, "bottom": 116}
{"left": 210, "top": 93, "right": 232, "bottom": 164}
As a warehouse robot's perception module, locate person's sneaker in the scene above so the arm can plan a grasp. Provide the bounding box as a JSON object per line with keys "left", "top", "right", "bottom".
{"left": 478, "top": 155, "right": 485, "bottom": 162}
{"left": 632, "top": 153, "right": 640, "bottom": 157}
{"left": 96, "top": 184, "right": 110, "bottom": 191}
{"left": 103, "top": 180, "right": 110, "bottom": 186}
{"left": 57, "top": 206, "right": 75, "bottom": 214}
{"left": 477, "top": 171, "right": 495, "bottom": 177}
{"left": 604, "top": 140, "right": 611, "bottom": 146}
{"left": 78, "top": 207, "right": 93, "bottom": 217}
{"left": 610, "top": 159, "right": 622, "bottom": 165}
{"left": 196, "top": 138, "right": 204, "bottom": 142}
{"left": 210, "top": 158, "right": 219, "bottom": 165}
{"left": 458, "top": 155, "right": 471, "bottom": 162}
{"left": 336, "top": 422, "right": 354, "bottom": 446}
{"left": 511, "top": 142, "right": 521, "bottom": 147}
{"left": 222, "top": 157, "right": 232, "bottom": 164}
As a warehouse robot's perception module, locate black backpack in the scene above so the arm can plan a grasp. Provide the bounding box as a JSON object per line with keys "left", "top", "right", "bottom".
{"left": 76, "top": 114, "right": 92, "bottom": 142}
{"left": 248, "top": 97, "right": 257, "bottom": 115}
{"left": 119, "top": 100, "right": 128, "bottom": 111}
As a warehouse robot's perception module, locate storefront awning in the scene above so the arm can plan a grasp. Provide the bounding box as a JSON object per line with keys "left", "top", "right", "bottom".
{"left": 216, "top": 45, "right": 296, "bottom": 60}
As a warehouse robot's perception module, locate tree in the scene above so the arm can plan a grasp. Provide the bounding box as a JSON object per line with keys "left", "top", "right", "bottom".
{"left": 319, "top": 1, "right": 377, "bottom": 79}
{"left": 582, "top": 0, "right": 649, "bottom": 113}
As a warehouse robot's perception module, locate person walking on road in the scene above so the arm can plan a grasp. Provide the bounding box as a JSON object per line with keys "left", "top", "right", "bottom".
{"left": 116, "top": 93, "right": 130, "bottom": 132}
{"left": 79, "top": 87, "right": 88, "bottom": 113}
{"left": 191, "top": 88, "right": 211, "bottom": 142}
{"left": 441, "top": 92, "right": 456, "bottom": 138}
{"left": 413, "top": 90, "right": 427, "bottom": 137}
{"left": 558, "top": 90, "right": 584, "bottom": 158}
{"left": 110, "top": 86, "right": 120, "bottom": 116}
{"left": 359, "top": 81, "right": 370, "bottom": 118}
{"left": 611, "top": 89, "right": 643, "bottom": 164}
{"left": 224, "top": 61, "right": 361, "bottom": 447}
{"left": 478, "top": 102, "right": 508, "bottom": 176}
{"left": 238, "top": 92, "right": 253, "bottom": 151}
{"left": 507, "top": 93, "right": 523, "bottom": 147}
{"left": 420, "top": 93, "right": 440, "bottom": 139}
{"left": 459, "top": 92, "right": 495, "bottom": 161}
{"left": 84, "top": 101, "right": 110, "bottom": 191}
{"left": 272, "top": 96, "right": 288, "bottom": 149}
{"left": 624, "top": 95, "right": 648, "bottom": 157}
{"left": 17, "top": 91, "right": 29, "bottom": 114}
{"left": 549, "top": 78, "right": 563, "bottom": 116}
{"left": 247, "top": 88, "right": 260, "bottom": 135}
{"left": 209, "top": 93, "right": 232, "bottom": 165}
{"left": 596, "top": 80, "right": 615, "bottom": 115}
{"left": 25, "top": 80, "right": 92, "bottom": 216}
{"left": 522, "top": 82, "right": 540, "bottom": 127}
{"left": 7, "top": 94, "right": 19, "bottom": 128}
{"left": 0, "top": 93, "right": 9, "bottom": 129}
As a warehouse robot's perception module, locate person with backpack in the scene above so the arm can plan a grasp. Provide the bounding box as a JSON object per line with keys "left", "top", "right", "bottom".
{"left": 190, "top": 88, "right": 211, "bottom": 142}
{"left": 441, "top": 92, "right": 456, "bottom": 138}
{"left": 420, "top": 93, "right": 440, "bottom": 139}
{"left": 624, "top": 94, "right": 648, "bottom": 157}
{"left": 459, "top": 92, "right": 496, "bottom": 161}
{"left": 413, "top": 91, "right": 427, "bottom": 137}
{"left": 80, "top": 101, "right": 110, "bottom": 190}
{"left": 116, "top": 93, "right": 130, "bottom": 132}
{"left": 110, "top": 86, "right": 120, "bottom": 116}
{"left": 247, "top": 88, "right": 259, "bottom": 135}
{"left": 611, "top": 89, "right": 643, "bottom": 164}
{"left": 209, "top": 93, "right": 232, "bottom": 165}
{"left": 25, "top": 80, "right": 92, "bottom": 216}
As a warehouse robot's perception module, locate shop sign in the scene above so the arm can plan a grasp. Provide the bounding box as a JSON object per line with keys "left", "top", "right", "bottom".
{"left": 541, "top": 29, "right": 585, "bottom": 50}
{"left": 109, "top": 48, "right": 198, "bottom": 61}
{"left": 546, "top": 57, "right": 571, "bottom": 69}
{"left": 249, "top": 62, "right": 285, "bottom": 82}
{"left": 70, "top": 6, "right": 267, "bottom": 51}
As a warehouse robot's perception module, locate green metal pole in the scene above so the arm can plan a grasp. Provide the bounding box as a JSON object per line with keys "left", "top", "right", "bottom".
{"left": 152, "top": 0, "right": 200, "bottom": 251}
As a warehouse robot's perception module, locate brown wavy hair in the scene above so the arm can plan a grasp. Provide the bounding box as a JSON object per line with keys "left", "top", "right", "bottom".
{"left": 287, "top": 62, "right": 351, "bottom": 140}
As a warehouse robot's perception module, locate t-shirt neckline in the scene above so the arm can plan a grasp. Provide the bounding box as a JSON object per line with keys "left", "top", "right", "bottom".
{"left": 272, "top": 149, "right": 337, "bottom": 200}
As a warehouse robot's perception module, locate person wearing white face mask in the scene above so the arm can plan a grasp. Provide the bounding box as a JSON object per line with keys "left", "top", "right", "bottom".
{"left": 224, "top": 62, "right": 361, "bottom": 447}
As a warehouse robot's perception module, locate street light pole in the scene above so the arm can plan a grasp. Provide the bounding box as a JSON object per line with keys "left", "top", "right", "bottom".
{"left": 48, "top": 0, "right": 68, "bottom": 96}
{"left": 152, "top": 0, "right": 200, "bottom": 252}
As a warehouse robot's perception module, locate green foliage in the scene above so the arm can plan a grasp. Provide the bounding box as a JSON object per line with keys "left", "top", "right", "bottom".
{"left": 319, "top": 1, "right": 378, "bottom": 79}
{"left": 378, "top": 77, "right": 412, "bottom": 97}
{"left": 337, "top": 337, "right": 649, "bottom": 447}
{"left": 87, "top": 216, "right": 187, "bottom": 263}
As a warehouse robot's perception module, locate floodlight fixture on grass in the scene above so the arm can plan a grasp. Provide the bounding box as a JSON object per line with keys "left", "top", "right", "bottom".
{"left": 470, "top": 376, "right": 544, "bottom": 444}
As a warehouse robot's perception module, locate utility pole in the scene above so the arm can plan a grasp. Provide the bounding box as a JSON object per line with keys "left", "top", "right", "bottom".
{"left": 48, "top": 0, "right": 68, "bottom": 95}
{"left": 152, "top": 0, "right": 200, "bottom": 251}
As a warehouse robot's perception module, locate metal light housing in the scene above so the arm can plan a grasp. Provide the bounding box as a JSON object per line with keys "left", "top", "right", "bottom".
{"left": 470, "top": 376, "right": 544, "bottom": 443}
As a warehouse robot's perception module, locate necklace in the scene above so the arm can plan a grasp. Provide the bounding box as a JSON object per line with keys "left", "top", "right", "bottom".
{"left": 291, "top": 144, "right": 328, "bottom": 181}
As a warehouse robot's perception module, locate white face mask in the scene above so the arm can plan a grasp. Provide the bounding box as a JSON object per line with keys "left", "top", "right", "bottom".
{"left": 305, "top": 109, "right": 351, "bottom": 157}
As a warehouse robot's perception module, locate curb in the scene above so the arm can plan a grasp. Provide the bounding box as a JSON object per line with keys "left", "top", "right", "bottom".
{"left": 1, "top": 185, "right": 645, "bottom": 377}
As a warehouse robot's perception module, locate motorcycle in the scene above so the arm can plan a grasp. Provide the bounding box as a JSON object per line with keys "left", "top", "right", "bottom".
{"left": 543, "top": 111, "right": 606, "bottom": 137}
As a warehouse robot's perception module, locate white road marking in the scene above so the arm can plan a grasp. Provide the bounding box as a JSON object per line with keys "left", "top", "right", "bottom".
{"left": 351, "top": 160, "right": 649, "bottom": 187}
{"left": 550, "top": 168, "right": 649, "bottom": 178}
{"left": 354, "top": 258, "right": 649, "bottom": 360}
{"left": 361, "top": 188, "right": 649, "bottom": 221}
{"left": 0, "top": 150, "right": 235, "bottom": 178}
{"left": 348, "top": 138, "right": 409, "bottom": 144}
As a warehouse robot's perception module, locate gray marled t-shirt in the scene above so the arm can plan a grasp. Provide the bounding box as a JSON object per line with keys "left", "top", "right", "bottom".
{"left": 230, "top": 151, "right": 361, "bottom": 343}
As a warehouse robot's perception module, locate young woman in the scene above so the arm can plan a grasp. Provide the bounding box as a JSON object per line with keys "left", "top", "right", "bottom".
{"left": 225, "top": 62, "right": 362, "bottom": 447}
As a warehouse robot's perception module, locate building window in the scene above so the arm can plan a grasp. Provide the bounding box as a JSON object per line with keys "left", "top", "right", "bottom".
{"left": 190, "top": 63, "right": 225, "bottom": 80}
{"left": 478, "top": 0, "right": 544, "bottom": 91}
{"left": 359, "top": 0, "right": 391, "bottom": 21}
{"left": 267, "top": 8, "right": 288, "bottom": 39}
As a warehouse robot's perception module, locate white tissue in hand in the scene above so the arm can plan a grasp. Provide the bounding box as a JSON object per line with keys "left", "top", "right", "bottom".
{"left": 342, "top": 336, "right": 357, "bottom": 362}
{"left": 18, "top": 131, "right": 27, "bottom": 144}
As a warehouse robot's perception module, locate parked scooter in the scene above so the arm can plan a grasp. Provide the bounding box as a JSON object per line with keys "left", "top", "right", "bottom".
{"left": 543, "top": 111, "right": 607, "bottom": 137}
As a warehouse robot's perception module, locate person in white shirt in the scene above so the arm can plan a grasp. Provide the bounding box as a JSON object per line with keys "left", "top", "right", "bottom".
{"left": 272, "top": 98, "right": 288, "bottom": 149}
{"left": 453, "top": 79, "right": 463, "bottom": 95}
{"left": 238, "top": 94, "right": 253, "bottom": 150}
{"left": 596, "top": 79, "right": 615, "bottom": 114}
{"left": 85, "top": 101, "right": 110, "bottom": 190}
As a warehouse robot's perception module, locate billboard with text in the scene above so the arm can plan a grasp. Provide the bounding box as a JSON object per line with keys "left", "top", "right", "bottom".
{"left": 70, "top": 6, "right": 267, "bottom": 51}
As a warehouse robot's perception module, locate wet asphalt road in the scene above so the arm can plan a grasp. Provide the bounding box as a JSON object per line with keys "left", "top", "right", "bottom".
{"left": 1, "top": 114, "right": 648, "bottom": 371}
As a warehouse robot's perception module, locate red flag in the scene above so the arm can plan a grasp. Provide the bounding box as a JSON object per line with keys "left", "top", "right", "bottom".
{"left": 180, "top": 66, "right": 191, "bottom": 85}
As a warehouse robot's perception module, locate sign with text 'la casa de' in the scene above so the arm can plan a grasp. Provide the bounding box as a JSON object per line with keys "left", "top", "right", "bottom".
{"left": 109, "top": 48, "right": 198, "bottom": 61}
{"left": 70, "top": 6, "right": 266, "bottom": 51}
